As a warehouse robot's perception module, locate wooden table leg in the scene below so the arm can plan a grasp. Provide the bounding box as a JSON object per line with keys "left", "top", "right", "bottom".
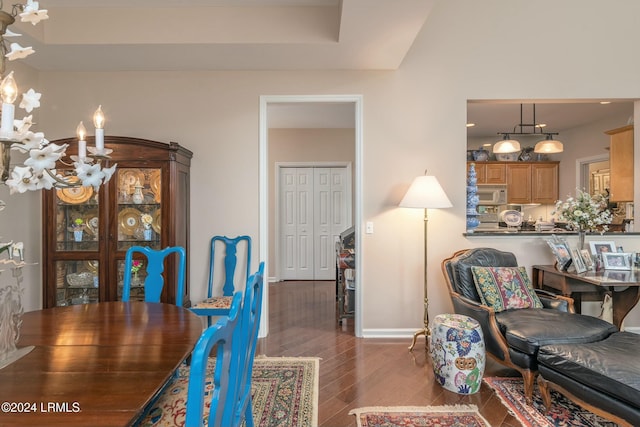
{"left": 612, "top": 286, "right": 640, "bottom": 330}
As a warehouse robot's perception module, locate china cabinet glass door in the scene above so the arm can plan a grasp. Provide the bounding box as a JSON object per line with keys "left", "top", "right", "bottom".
{"left": 116, "top": 167, "right": 162, "bottom": 301}
{"left": 54, "top": 186, "right": 100, "bottom": 306}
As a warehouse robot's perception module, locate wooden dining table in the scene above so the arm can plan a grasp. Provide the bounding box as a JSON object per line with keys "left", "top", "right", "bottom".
{"left": 0, "top": 301, "right": 203, "bottom": 427}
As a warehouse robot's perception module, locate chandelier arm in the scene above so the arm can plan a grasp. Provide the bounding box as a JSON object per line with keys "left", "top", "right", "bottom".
{"left": 43, "top": 168, "right": 82, "bottom": 188}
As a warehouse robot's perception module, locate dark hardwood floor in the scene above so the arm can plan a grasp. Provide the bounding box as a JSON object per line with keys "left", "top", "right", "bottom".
{"left": 256, "top": 280, "right": 522, "bottom": 427}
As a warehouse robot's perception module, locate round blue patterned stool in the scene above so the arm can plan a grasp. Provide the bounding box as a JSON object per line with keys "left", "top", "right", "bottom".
{"left": 429, "top": 313, "right": 485, "bottom": 394}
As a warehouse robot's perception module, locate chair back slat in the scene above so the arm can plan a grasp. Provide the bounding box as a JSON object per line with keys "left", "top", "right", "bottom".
{"left": 208, "top": 235, "right": 251, "bottom": 298}
{"left": 185, "top": 292, "right": 243, "bottom": 427}
{"left": 122, "top": 245, "right": 186, "bottom": 306}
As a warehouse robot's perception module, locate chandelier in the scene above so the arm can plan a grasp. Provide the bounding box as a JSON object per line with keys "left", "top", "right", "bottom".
{"left": 494, "top": 104, "right": 564, "bottom": 154}
{"left": 0, "top": 1, "right": 116, "bottom": 194}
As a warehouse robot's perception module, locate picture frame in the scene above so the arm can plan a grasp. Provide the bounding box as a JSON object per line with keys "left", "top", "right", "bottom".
{"left": 589, "top": 241, "right": 617, "bottom": 257}
{"left": 546, "top": 237, "right": 572, "bottom": 271}
{"left": 570, "top": 248, "right": 587, "bottom": 273}
{"left": 580, "top": 249, "right": 594, "bottom": 270}
{"left": 601, "top": 252, "right": 632, "bottom": 270}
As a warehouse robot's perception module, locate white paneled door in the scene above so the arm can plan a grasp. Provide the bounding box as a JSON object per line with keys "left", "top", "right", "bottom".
{"left": 279, "top": 166, "right": 351, "bottom": 280}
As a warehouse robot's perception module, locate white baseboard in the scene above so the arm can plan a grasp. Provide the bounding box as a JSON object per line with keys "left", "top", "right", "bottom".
{"left": 362, "top": 326, "right": 640, "bottom": 338}
{"left": 623, "top": 326, "right": 640, "bottom": 334}
{"left": 361, "top": 328, "right": 420, "bottom": 339}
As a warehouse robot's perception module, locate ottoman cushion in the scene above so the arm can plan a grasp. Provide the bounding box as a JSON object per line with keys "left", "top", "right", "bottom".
{"left": 495, "top": 309, "right": 617, "bottom": 356}
{"left": 538, "top": 332, "right": 640, "bottom": 408}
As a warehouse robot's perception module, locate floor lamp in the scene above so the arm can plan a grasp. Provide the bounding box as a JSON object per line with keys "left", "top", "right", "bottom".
{"left": 400, "top": 173, "right": 452, "bottom": 352}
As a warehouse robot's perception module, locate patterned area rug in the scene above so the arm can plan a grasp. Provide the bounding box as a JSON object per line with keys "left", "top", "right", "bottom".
{"left": 483, "top": 377, "right": 617, "bottom": 427}
{"left": 348, "top": 405, "right": 490, "bottom": 427}
{"left": 137, "top": 357, "right": 318, "bottom": 427}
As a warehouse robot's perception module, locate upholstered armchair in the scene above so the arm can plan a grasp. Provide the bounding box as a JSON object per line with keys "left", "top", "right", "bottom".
{"left": 441, "top": 248, "right": 617, "bottom": 402}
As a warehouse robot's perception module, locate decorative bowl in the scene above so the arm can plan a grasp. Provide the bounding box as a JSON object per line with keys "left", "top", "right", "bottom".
{"left": 67, "top": 271, "right": 94, "bottom": 287}
{"left": 495, "top": 152, "right": 519, "bottom": 161}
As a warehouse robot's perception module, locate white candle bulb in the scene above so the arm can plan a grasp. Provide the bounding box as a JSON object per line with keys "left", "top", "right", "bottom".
{"left": 93, "top": 105, "right": 105, "bottom": 152}
{"left": 76, "top": 121, "right": 87, "bottom": 160}
{"left": 0, "top": 72, "right": 17, "bottom": 104}
{"left": 0, "top": 71, "right": 17, "bottom": 139}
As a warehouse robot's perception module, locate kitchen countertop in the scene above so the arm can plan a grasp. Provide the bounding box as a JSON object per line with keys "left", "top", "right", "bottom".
{"left": 464, "top": 230, "right": 640, "bottom": 237}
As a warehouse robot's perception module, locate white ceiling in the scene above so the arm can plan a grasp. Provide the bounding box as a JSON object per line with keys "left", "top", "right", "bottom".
{"left": 8, "top": 2, "right": 637, "bottom": 129}
{"left": 8, "top": 0, "right": 433, "bottom": 128}
{"left": 14, "top": 0, "right": 435, "bottom": 72}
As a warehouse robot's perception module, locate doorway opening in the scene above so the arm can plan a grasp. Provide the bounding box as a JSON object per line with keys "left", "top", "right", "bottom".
{"left": 259, "top": 95, "right": 363, "bottom": 337}
{"left": 576, "top": 154, "right": 609, "bottom": 196}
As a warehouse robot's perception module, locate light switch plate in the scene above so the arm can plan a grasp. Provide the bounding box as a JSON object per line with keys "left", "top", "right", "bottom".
{"left": 365, "top": 221, "right": 374, "bottom": 234}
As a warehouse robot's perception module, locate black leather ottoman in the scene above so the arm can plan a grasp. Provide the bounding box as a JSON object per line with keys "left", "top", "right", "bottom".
{"left": 537, "top": 332, "right": 640, "bottom": 427}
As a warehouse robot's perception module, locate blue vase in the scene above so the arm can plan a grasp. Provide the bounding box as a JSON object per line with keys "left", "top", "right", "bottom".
{"left": 466, "top": 164, "right": 480, "bottom": 233}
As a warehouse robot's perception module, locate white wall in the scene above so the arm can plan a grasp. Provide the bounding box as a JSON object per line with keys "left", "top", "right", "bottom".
{"left": 14, "top": 0, "right": 640, "bottom": 333}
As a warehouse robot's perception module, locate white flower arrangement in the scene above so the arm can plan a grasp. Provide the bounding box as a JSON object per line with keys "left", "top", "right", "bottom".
{"left": 552, "top": 189, "right": 613, "bottom": 233}
{"left": 141, "top": 213, "right": 153, "bottom": 230}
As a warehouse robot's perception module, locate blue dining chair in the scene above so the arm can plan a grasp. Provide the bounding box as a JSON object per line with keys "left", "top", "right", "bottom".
{"left": 122, "top": 245, "right": 186, "bottom": 306}
{"left": 184, "top": 291, "right": 243, "bottom": 427}
{"left": 185, "top": 261, "right": 265, "bottom": 427}
{"left": 227, "top": 261, "right": 265, "bottom": 427}
{"left": 190, "top": 235, "right": 251, "bottom": 326}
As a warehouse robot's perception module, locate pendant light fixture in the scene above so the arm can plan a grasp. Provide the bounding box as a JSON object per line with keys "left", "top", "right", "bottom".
{"left": 494, "top": 104, "right": 563, "bottom": 154}
{"left": 534, "top": 134, "right": 564, "bottom": 153}
{"left": 493, "top": 134, "right": 521, "bottom": 154}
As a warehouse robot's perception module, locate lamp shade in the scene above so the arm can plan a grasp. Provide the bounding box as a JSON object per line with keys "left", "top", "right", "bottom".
{"left": 493, "top": 134, "right": 521, "bottom": 154}
{"left": 399, "top": 175, "right": 453, "bottom": 209}
{"left": 534, "top": 135, "right": 563, "bottom": 153}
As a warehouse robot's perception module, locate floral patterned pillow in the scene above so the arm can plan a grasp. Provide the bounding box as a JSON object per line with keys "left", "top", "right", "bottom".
{"left": 470, "top": 266, "right": 543, "bottom": 312}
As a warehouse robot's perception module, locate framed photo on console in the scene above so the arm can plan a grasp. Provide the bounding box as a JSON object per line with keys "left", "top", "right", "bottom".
{"left": 601, "top": 252, "right": 632, "bottom": 270}
{"left": 546, "top": 236, "right": 572, "bottom": 271}
{"left": 580, "top": 249, "right": 594, "bottom": 270}
{"left": 570, "top": 248, "right": 588, "bottom": 273}
{"left": 589, "top": 241, "right": 616, "bottom": 257}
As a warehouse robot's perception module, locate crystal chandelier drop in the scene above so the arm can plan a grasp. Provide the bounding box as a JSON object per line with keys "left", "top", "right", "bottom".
{"left": 0, "top": 1, "right": 116, "bottom": 194}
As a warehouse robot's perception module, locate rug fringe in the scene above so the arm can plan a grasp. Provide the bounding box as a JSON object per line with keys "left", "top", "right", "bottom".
{"left": 256, "top": 354, "right": 322, "bottom": 361}
{"left": 482, "top": 377, "right": 527, "bottom": 425}
{"left": 349, "top": 404, "right": 480, "bottom": 415}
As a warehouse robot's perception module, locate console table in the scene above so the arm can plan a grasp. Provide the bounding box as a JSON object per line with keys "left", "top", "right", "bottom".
{"left": 532, "top": 265, "right": 640, "bottom": 329}
{"left": 0, "top": 301, "right": 203, "bottom": 426}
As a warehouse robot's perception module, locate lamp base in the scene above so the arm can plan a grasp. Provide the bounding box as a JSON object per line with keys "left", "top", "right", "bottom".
{"left": 408, "top": 327, "right": 430, "bottom": 352}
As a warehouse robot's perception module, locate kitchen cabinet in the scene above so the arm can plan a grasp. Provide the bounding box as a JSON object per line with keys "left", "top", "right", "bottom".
{"left": 467, "top": 162, "right": 506, "bottom": 184}
{"left": 606, "top": 125, "right": 633, "bottom": 202}
{"left": 506, "top": 162, "right": 558, "bottom": 204}
{"left": 42, "top": 136, "right": 192, "bottom": 308}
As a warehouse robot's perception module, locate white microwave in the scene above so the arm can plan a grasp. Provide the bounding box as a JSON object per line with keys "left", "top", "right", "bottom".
{"left": 477, "top": 186, "right": 507, "bottom": 205}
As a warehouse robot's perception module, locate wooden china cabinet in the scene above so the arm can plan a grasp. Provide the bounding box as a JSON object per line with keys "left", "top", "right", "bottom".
{"left": 42, "top": 136, "right": 192, "bottom": 308}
